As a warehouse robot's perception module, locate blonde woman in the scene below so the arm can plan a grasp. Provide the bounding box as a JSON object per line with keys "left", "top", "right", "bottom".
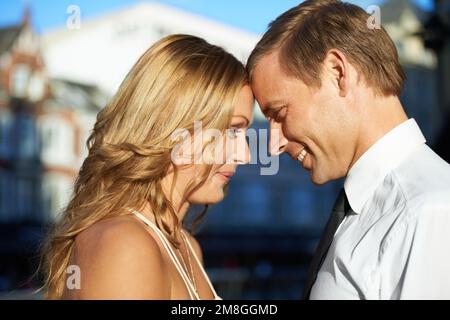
{"left": 40, "top": 34, "right": 254, "bottom": 300}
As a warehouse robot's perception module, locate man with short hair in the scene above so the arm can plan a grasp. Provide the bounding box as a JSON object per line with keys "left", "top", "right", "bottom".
{"left": 248, "top": 0, "right": 450, "bottom": 299}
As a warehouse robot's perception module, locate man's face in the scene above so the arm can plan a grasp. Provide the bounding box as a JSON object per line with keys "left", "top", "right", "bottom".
{"left": 251, "top": 52, "right": 358, "bottom": 185}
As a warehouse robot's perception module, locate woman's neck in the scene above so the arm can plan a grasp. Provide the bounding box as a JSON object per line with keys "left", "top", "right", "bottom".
{"left": 137, "top": 197, "right": 189, "bottom": 228}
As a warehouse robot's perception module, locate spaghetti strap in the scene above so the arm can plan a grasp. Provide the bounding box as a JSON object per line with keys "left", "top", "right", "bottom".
{"left": 129, "top": 209, "right": 199, "bottom": 300}
{"left": 181, "top": 230, "right": 222, "bottom": 300}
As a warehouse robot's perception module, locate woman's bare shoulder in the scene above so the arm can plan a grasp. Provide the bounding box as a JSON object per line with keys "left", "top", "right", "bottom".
{"left": 72, "top": 215, "right": 170, "bottom": 299}
{"left": 76, "top": 215, "right": 151, "bottom": 246}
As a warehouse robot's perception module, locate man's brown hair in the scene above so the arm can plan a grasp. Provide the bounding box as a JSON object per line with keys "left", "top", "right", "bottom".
{"left": 247, "top": 0, "right": 405, "bottom": 97}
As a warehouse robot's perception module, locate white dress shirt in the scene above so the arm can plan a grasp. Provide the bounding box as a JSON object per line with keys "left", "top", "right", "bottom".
{"left": 310, "top": 119, "right": 450, "bottom": 300}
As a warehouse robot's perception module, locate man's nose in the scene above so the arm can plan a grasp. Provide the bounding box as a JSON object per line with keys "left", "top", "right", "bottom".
{"left": 269, "top": 120, "right": 288, "bottom": 156}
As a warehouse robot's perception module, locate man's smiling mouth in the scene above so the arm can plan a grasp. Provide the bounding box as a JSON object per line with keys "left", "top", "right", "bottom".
{"left": 297, "top": 148, "right": 308, "bottom": 162}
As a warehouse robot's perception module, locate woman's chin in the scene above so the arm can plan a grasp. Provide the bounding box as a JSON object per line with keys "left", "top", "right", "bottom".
{"left": 189, "top": 189, "right": 225, "bottom": 205}
{"left": 205, "top": 191, "right": 225, "bottom": 204}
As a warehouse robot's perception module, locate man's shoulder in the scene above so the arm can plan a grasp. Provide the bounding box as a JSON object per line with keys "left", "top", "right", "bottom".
{"left": 394, "top": 144, "right": 450, "bottom": 206}
{"left": 371, "top": 145, "right": 450, "bottom": 239}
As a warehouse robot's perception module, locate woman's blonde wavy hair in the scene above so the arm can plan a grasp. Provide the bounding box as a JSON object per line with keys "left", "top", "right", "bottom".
{"left": 39, "top": 34, "right": 248, "bottom": 299}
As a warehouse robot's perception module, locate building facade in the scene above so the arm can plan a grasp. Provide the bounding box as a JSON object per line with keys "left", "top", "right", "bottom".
{"left": 382, "top": 0, "right": 443, "bottom": 142}
{"left": 0, "top": 10, "right": 104, "bottom": 224}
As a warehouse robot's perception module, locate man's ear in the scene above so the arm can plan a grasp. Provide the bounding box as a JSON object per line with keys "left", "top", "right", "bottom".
{"left": 323, "top": 49, "right": 350, "bottom": 97}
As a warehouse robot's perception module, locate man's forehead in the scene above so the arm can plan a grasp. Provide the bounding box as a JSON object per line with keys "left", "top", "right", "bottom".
{"left": 251, "top": 53, "right": 284, "bottom": 106}
{"left": 252, "top": 52, "right": 281, "bottom": 80}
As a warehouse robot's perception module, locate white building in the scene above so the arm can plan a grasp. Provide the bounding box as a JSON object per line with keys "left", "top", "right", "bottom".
{"left": 42, "top": 1, "right": 261, "bottom": 95}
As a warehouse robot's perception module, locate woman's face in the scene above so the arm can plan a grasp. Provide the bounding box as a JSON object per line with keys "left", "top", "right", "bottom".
{"left": 166, "top": 85, "right": 254, "bottom": 206}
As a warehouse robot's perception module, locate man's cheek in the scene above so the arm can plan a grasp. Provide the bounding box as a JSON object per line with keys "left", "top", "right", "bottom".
{"left": 282, "top": 119, "right": 298, "bottom": 141}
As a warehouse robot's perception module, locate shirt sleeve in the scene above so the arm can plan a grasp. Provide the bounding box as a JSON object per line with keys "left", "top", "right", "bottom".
{"left": 379, "top": 198, "right": 450, "bottom": 299}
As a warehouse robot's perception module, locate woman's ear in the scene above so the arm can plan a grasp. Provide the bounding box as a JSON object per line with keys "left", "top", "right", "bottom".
{"left": 323, "top": 49, "right": 349, "bottom": 97}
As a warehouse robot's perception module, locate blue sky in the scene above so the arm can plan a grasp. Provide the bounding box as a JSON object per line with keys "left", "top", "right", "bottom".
{"left": 0, "top": 0, "right": 434, "bottom": 34}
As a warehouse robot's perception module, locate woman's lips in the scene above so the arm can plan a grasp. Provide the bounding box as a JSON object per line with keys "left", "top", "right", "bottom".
{"left": 215, "top": 171, "right": 235, "bottom": 182}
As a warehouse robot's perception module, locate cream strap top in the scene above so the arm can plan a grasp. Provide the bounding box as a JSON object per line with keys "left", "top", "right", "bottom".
{"left": 129, "top": 209, "right": 221, "bottom": 300}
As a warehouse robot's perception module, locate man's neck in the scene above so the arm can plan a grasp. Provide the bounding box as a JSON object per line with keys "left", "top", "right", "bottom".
{"left": 350, "top": 94, "right": 408, "bottom": 169}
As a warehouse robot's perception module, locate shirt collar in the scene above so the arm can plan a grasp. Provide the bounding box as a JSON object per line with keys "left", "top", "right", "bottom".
{"left": 344, "top": 119, "right": 426, "bottom": 214}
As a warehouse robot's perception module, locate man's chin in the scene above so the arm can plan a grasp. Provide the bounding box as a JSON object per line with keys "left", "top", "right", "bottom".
{"left": 311, "top": 177, "right": 328, "bottom": 186}
{"left": 309, "top": 170, "right": 331, "bottom": 186}
{"left": 310, "top": 169, "right": 344, "bottom": 186}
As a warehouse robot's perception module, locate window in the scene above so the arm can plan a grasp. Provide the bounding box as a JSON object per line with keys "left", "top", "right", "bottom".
{"left": 41, "top": 124, "right": 54, "bottom": 155}
{"left": 28, "top": 71, "right": 45, "bottom": 102}
{"left": 16, "top": 177, "right": 33, "bottom": 220}
{"left": 0, "top": 170, "right": 10, "bottom": 221}
{"left": 17, "top": 114, "right": 36, "bottom": 159}
{"left": 11, "top": 64, "right": 30, "bottom": 98}
{"left": 0, "top": 111, "right": 12, "bottom": 158}
{"left": 40, "top": 119, "right": 75, "bottom": 165}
